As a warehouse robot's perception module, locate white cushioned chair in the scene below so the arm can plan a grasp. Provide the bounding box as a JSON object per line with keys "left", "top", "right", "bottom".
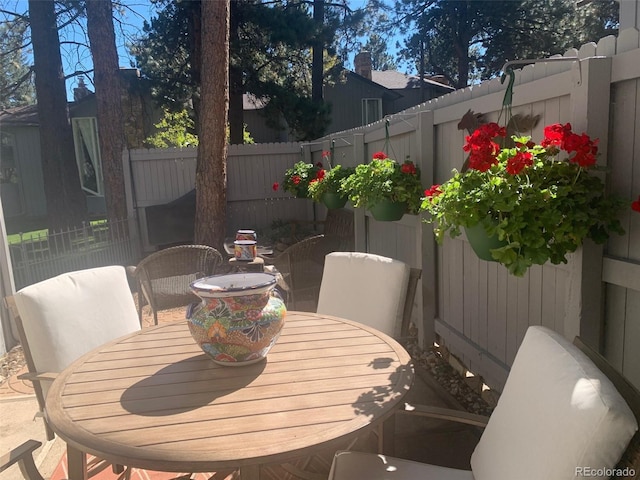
{"left": 9, "top": 265, "right": 141, "bottom": 440}
{"left": 328, "top": 326, "right": 640, "bottom": 480}
{"left": 317, "top": 252, "right": 418, "bottom": 338}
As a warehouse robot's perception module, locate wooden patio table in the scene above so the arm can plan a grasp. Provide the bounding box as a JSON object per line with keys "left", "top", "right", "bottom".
{"left": 45, "top": 311, "right": 414, "bottom": 480}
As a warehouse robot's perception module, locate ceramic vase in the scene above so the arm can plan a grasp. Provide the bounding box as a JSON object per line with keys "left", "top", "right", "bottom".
{"left": 187, "top": 273, "right": 286, "bottom": 366}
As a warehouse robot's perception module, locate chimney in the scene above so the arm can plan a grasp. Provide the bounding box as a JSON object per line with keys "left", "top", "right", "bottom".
{"left": 354, "top": 51, "right": 372, "bottom": 80}
{"left": 73, "top": 77, "right": 91, "bottom": 101}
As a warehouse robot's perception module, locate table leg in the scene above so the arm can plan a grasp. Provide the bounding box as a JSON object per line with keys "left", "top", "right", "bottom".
{"left": 379, "top": 416, "right": 396, "bottom": 456}
{"left": 239, "top": 464, "right": 260, "bottom": 480}
{"left": 66, "top": 445, "right": 88, "bottom": 480}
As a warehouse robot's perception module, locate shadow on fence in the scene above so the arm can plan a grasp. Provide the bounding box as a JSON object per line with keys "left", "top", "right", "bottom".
{"left": 9, "top": 219, "right": 141, "bottom": 290}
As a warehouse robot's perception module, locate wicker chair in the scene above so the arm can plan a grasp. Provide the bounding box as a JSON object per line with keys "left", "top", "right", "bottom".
{"left": 290, "top": 208, "right": 355, "bottom": 251}
{"left": 263, "top": 234, "right": 341, "bottom": 311}
{"left": 128, "top": 245, "right": 224, "bottom": 325}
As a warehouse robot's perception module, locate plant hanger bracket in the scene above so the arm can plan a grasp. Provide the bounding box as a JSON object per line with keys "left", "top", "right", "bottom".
{"left": 501, "top": 56, "right": 583, "bottom": 88}
{"left": 382, "top": 118, "right": 398, "bottom": 160}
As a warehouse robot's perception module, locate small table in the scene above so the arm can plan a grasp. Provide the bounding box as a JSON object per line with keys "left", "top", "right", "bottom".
{"left": 228, "top": 256, "right": 265, "bottom": 272}
{"left": 45, "top": 312, "right": 413, "bottom": 480}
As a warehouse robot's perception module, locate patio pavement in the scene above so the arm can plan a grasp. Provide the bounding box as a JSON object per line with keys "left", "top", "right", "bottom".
{"left": 0, "top": 304, "right": 482, "bottom": 480}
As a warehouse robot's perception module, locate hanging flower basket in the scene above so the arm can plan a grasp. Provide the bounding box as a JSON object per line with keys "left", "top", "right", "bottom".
{"left": 273, "top": 160, "right": 324, "bottom": 199}
{"left": 321, "top": 192, "right": 348, "bottom": 210}
{"left": 464, "top": 221, "right": 508, "bottom": 262}
{"left": 308, "top": 164, "right": 354, "bottom": 209}
{"left": 369, "top": 199, "right": 408, "bottom": 221}
{"left": 421, "top": 122, "right": 626, "bottom": 276}
{"left": 341, "top": 152, "right": 423, "bottom": 222}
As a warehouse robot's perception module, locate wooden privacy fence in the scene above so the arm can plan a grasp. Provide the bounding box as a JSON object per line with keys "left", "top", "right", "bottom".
{"left": 125, "top": 143, "right": 317, "bottom": 251}
{"left": 125, "top": 28, "right": 640, "bottom": 392}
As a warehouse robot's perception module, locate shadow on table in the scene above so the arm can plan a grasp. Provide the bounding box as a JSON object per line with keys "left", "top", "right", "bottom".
{"left": 352, "top": 359, "right": 413, "bottom": 420}
{"left": 120, "top": 354, "right": 266, "bottom": 416}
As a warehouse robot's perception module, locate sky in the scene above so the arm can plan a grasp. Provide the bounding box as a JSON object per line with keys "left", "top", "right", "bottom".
{"left": 11, "top": 0, "right": 400, "bottom": 101}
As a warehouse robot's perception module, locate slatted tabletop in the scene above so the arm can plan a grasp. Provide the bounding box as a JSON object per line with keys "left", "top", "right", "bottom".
{"left": 46, "top": 311, "right": 414, "bottom": 479}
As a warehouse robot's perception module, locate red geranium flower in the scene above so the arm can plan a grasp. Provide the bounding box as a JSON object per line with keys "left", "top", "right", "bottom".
{"left": 272, "top": 182, "right": 279, "bottom": 191}
{"left": 464, "top": 123, "right": 506, "bottom": 172}
{"left": 506, "top": 151, "right": 534, "bottom": 175}
{"left": 632, "top": 196, "right": 640, "bottom": 213}
{"left": 401, "top": 162, "right": 417, "bottom": 175}
{"left": 316, "top": 169, "right": 326, "bottom": 180}
{"left": 542, "top": 123, "right": 573, "bottom": 148}
{"left": 291, "top": 174, "right": 301, "bottom": 185}
{"left": 424, "top": 184, "right": 442, "bottom": 199}
{"left": 373, "top": 151, "right": 388, "bottom": 159}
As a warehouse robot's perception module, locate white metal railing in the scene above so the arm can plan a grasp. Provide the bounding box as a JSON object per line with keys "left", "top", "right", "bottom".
{"left": 8, "top": 218, "right": 140, "bottom": 290}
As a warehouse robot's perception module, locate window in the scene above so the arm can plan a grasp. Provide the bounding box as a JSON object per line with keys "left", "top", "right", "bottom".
{"left": 362, "top": 98, "right": 383, "bottom": 125}
{"left": 71, "top": 117, "right": 103, "bottom": 196}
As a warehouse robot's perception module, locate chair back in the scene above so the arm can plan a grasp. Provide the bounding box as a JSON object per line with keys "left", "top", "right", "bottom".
{"left": 470, "top": 326, "right": 638, "bottom": 480}
{"left": 268, "top": 234, "right": 341, "bottom": 310}
{"left": 317, "top": 252, "right": 410, "bottom": 338}
{"left": 132, "top": 245, "right": 223, "bottom": 323}
{"left": 13, "top": 265, "right": 141, "bottom": 400}
{"left": 324, "top": 209, "right": 354, "bottom": 251}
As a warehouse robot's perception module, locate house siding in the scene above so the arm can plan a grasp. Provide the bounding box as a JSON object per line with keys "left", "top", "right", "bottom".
{"left": 1, "top": 126, "right": 46, "bottom": 220}
{"left": 324, "top": 75, "right": 396, "bottom": 133}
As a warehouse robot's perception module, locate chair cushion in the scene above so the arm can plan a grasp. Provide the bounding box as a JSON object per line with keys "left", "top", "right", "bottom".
{"left": 15, "top": 266, "right": 141, "bottom": 397}
{"left": 328, "top": 451, "right": 475, "bottom": 480}
{"left": 470, "top": 326, "right": 638, "bottom": 480}
{"left": 316, "top": 252, "right": 410, "bottom": 337}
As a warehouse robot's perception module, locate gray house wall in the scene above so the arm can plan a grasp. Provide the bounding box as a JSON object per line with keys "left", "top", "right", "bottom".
{"left": 324, "top": 74, "right": 399, "bottom": 133}
{"left": 1, "top": 125, "right": 46, "bottom": 220}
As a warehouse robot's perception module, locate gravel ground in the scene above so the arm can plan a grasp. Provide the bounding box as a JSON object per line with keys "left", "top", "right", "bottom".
{"left": 0, "top": 344, "right": 26, "bottom": 386}
{"left": 405, "top": 340, "right": 496, "bottom": 416}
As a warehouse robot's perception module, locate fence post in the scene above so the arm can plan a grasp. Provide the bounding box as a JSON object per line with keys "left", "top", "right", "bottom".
{"left": 566, "top": 56, "right": 612, "bottom": 349}
{"left": 352, "top": 133, "right": 366, "bottom": 252}
{"left": 417, "top": 110, "right": 436, "bottom": 347}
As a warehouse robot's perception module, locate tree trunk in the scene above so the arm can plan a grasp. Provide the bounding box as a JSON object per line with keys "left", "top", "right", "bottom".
{"left": 195, "top": 0, "right": 229, "bottom": 251}
{"left": 29, "top": 0, "right": 87, "bottom": 231}
{"left": 228, "top": 1, "right": 244, "bottom": 145}
{"left": 85, "top": 0, "right": 127, "bottom": 222}
{"left": 188, "top": 1, "right": 202, "bottom": 126}
{"left": 311, "top": 0, "right": 324, "bottom": 102}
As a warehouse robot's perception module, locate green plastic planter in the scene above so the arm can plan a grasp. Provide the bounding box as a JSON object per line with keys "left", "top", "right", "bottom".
{"left": 464, "top": 222, "right": 507, "bottom": 262}
{"left": 322, "top": 192, "right": 348, "bottom": 210}
{"left": 369, "top": 200, "right": 407, "bottom": 222}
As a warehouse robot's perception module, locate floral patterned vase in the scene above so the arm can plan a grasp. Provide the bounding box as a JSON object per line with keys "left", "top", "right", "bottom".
{"left": 187, "top": 273, "right": 286, "bottom": 366}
